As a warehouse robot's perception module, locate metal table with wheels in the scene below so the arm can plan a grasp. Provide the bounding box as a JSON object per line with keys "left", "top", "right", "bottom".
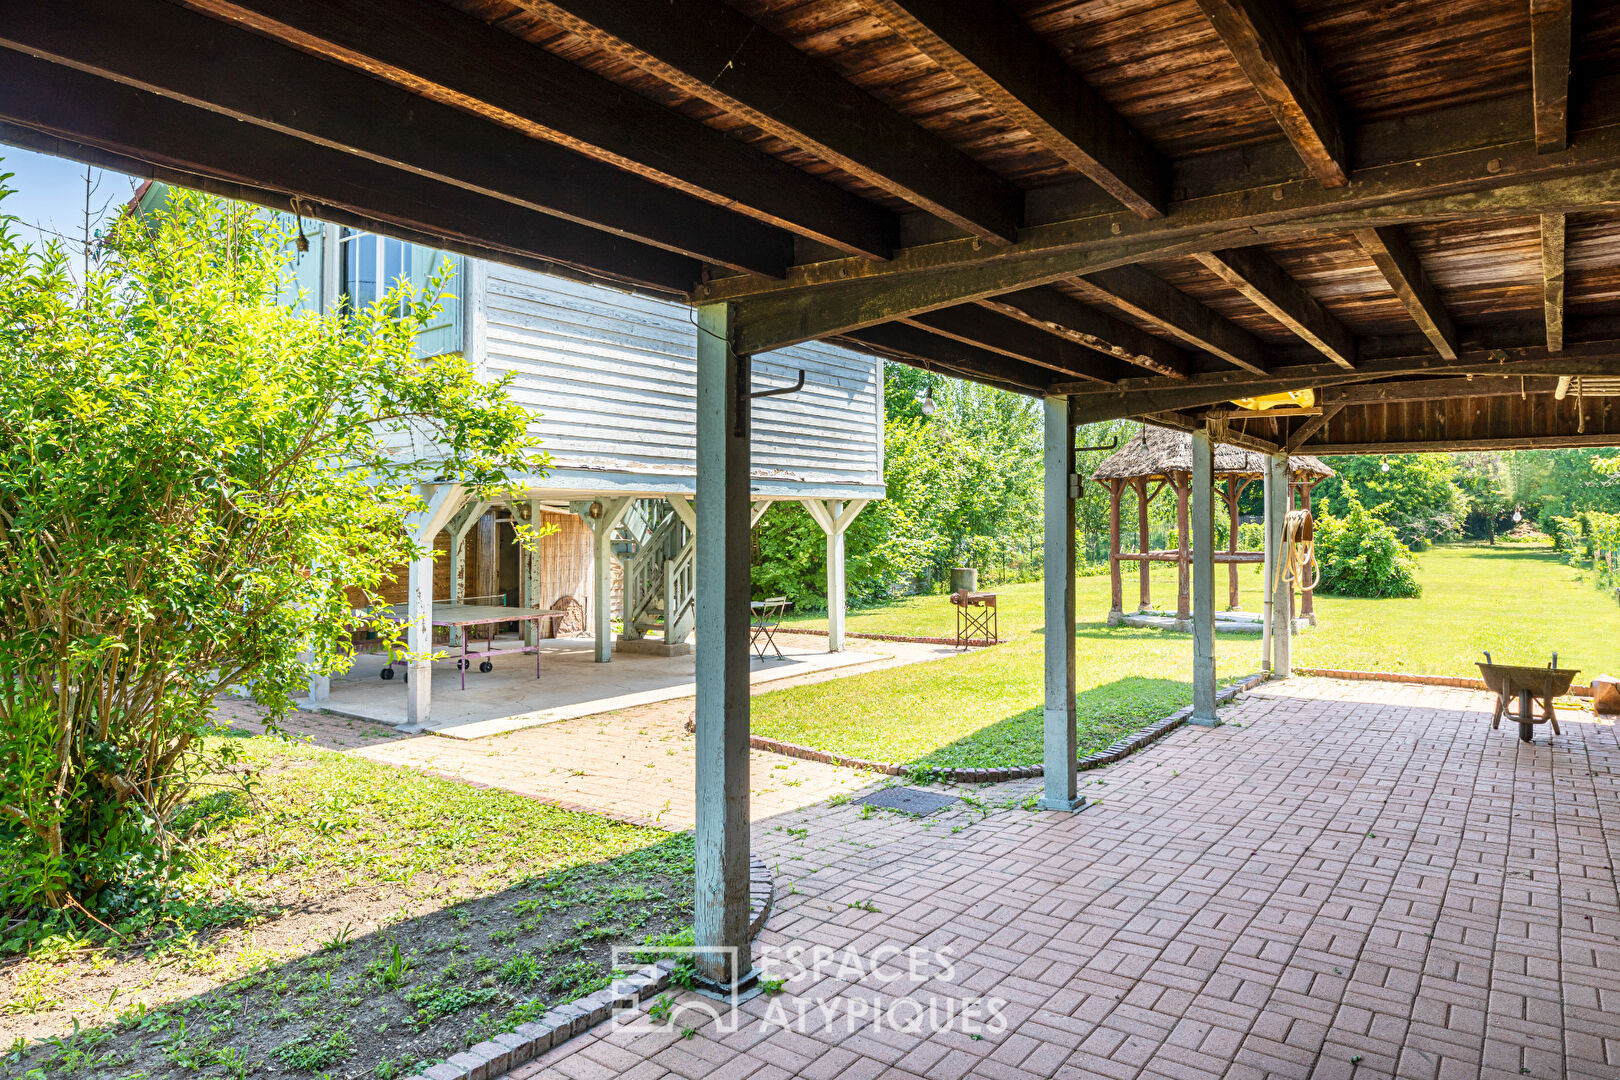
{"left": 369, "top": 604, "right": 565, "bottom": 689}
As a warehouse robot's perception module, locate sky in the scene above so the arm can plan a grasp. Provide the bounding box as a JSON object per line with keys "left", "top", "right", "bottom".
{"left": 1, "top": 140, "right": 139, "bottom": 258}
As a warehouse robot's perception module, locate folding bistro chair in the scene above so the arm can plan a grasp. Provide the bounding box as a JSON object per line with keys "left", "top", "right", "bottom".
{"left": 750, "top": 597, "right": 788, "bottom": 660}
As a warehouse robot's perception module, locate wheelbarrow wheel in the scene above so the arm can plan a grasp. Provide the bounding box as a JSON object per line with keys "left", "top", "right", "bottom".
{"left": 380, "top": 666, "right": 394, "bottom": 681}
{"left": 479, "top": 660, "right": 493, "bottom": 674}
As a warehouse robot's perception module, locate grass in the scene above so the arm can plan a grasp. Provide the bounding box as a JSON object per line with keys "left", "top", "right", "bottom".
{"left": 758, "top": 542, "right": 1617, "bottom": 770}
{"left": 2, "top": 732, "right": 694, "bottom": 1080}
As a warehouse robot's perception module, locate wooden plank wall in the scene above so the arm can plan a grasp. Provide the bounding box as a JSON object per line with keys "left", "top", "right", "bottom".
{"left": 481, "top": 267, "right": 884, "bottom": 489}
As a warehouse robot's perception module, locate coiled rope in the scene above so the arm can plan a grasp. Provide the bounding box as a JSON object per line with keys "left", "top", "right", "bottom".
{"left": 1270, "top": 508, "right": 1319, "bottom": 595}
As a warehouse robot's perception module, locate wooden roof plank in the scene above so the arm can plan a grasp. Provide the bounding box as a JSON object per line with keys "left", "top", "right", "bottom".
{"left": 511, "top": 0, "right": 1024, "bottom": 243}
{"left": 904, "top": 306, "right": 1121, "bottom": 382}
{"left": 1350, "top": 226, "right": 1458, "bottom": 359}
{"left": 185, "top": 0, "right": 898, "bottom": 260}
{"left": 1070, "top": 265, "right": 1272, "bottom": 374}
{"left": 978, "top": 287, "right": 1190, "bottom": 378}
{"left": 1542, "top": 211, "right": 1566, "bottom": 352}
{"left": 2, "top": 0, "right": 797, "bottom": 275}
{"left": 0, "top": 52, "right": 700, "bottom": 292}
{"left": 1531, "top": 0, "right": 1573, "bottom": 154}
{"left": 1193, "top": 248, "right": 1357, "bottom": 368}
{"left": 1192, "top": 0, "right": 1347, "bottom": 187}
{"left": 859, "top": 0, "right": 1165, "bottom": 218}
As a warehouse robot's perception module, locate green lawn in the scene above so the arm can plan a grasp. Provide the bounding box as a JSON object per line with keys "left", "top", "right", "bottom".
{"left": 759, "top": 542, "right": 1617, "bottom": 770}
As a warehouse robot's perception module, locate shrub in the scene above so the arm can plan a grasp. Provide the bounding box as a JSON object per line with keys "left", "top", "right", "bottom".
{"left": 1237, "top": 521, "right": 1265, "bottom": 551}
{"left": 1311, "top": 490, "right": 1422, "bottom": 598}
{"left": 0, "top": 182, "right": 538, "bottom": 917}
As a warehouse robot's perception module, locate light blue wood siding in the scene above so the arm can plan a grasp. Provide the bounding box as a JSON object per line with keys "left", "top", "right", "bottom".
{"left": 481, "top": 267, "right": 884, "bottom": 491}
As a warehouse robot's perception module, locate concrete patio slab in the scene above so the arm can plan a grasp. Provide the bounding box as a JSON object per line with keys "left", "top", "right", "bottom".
{"left": 311, "top": 630, "right": 944, "bottom": 739}
{"left": 488, "top": 675, "right": 1620, "bottom": 1080}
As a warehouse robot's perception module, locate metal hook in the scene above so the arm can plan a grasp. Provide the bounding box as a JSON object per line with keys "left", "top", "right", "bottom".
{"left": 749, "top": 370, "right": 806, "bottom": 399}
{"left": 1075, "top": 435, "right": 1119, "bottom": 453}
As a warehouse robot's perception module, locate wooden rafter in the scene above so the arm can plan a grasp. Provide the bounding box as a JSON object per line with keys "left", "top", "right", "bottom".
{"left": 1193, "top": 248, "right": 1356, "bottom": 369}
{"left": 902, "top": 307, "right": 1121, "bottom": 383}
{"left": 1351, "top": 226, "right": 1458, "bottom": 359}
{"left": 858, "top": 0, "right": 1165, "bottom": 218}
{"left": 0, "top": 0, "right": 796, "bottom": 275}
{"left": 1542, "top": 212, "right": 1567, "bottom": 352}
{"left": 1192, "top": 0, "right": 1347, "bottom": 186}
{"left": 838, "top": 324, "right": 1053, "bottom": 395}
{"left": 1282, "top": 403, "right": 1345, "bottom": 451}
{"left": 1070, "top": 266, "right": 1271, "bottom": 374}
{"left": 1324, "top": 376, "right": 1561, "bottom": 403}
{"left": 505, "top": 0, "right": 1022, "bottom": 244}
{"left": 0, "top": 53, "right": 700, "bottom": 291}
{"left": 182, "top": 0, "right": 897, "bottom": 260}
{"left": 1530, "top": 0, "right": 1573, "bottom": 154}
{"left": 976, "top": 288, "right": 1191, "bottom": 378}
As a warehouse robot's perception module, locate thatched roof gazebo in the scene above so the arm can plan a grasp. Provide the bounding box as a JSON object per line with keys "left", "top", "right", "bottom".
{"left": 1092, "top": 428, "right": 1333, "bottom": 630}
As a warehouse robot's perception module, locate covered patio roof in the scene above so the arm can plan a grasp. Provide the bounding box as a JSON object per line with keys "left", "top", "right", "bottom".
{"left": 4, "top": 0, "right": 1620, "bottom": 452}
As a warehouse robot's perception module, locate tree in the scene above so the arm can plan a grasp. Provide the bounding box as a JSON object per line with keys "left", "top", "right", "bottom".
{"left": 0, "top": 180, "right": 540, "bottom": 918}
{"left": 1454, "top": 452, "right": 1514, "bottom": 543}
{"left": 1312, "top": 454, "right": 1466, "bottom": 548}
{"left": 1313, "top": 489, "right": 1422, "bottom": 598}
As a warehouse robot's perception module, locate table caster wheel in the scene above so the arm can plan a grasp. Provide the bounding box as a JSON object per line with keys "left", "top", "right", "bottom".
{"left": 456, "top": 657, "right": 470, "bottom": 670}
{"left": 380, "top": 667, "right": 394, "bottom": 681}
{"left": 479, "top": 660, "right": 494, "bottom": 674}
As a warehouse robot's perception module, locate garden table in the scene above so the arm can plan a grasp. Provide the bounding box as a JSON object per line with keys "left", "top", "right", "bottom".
{"left": 370, "top": 603, "right": 565, "bottom": 689}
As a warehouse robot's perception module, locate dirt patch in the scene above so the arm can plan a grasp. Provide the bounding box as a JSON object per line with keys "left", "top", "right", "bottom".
{"left": 2, "top": 731, "right": 694, "bottom": 1080}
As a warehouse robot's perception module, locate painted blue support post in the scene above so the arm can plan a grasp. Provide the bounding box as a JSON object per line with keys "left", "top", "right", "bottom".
{"left": 1263, "top": 452, "right": 1292, "bottom": 677}
{"left": 1190, "top": 426, "right": 1219, "bottom": 725}
{"left": 1042, "top": 395, "right": 1083, "bottom": 811}
{"left": 693, "top": 303, "right": 753, "bottom": 986}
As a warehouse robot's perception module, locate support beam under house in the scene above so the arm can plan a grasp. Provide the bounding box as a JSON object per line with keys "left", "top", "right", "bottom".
{"left": 1042, "top": 396, "right": 1083, "bottom": 812}
{"left": 1190, "top": 427, "right": 1219, "bottom": 725}
{"left": 802, "top": 498, "right": 870, "bottom": 652}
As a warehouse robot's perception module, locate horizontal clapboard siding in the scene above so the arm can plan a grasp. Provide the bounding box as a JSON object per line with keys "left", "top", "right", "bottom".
{"left": 481, "top": 267, "right": 882, "bottom": 489}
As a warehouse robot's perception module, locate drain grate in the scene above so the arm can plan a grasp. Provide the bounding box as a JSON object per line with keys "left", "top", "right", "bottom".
{"left": 856, "top": 786, "right": 959, "bottom": 816}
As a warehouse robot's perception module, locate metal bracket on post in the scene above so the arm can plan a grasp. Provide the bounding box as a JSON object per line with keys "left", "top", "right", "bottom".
{"left": 735, "top": 369, "right": 807, "bottom": 438}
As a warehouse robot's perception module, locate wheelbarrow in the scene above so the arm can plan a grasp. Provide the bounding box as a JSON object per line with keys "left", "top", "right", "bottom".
{"left": 1476, "top": 652, "right": 1580, "bottom": 743}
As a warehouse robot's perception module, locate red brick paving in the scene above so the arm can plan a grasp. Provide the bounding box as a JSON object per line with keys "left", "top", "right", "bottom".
{"left": 492, "top": 677, "right": 1620, "bottom": 1080}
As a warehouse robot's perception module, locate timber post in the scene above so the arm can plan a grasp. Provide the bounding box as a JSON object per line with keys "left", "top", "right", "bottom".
{"left": 1041, "top": 395, "right": 1083, "bottom": 811}
{"left": 1135, "top": 476, "right": 1151, "bottom": 610}
{"left": 1107, "top": 478, "right": 1123, "bottom": 620}
{"left": 1174, "top": 471, "right": 1191, "bottom": 626}
{"left": 1190, "top": 427, "right": 1218, "bottom": 724}
{"left": 1226, "top": 477, "right": 1242, "bottom": 609}
{"left": 693, "top": 302, "right": 753, "bottom": 987}
{"left": 1263, "top": 453, "right": 1292, "bottom": 677}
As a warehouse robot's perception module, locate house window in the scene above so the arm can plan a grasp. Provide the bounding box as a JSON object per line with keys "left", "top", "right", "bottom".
{"left": 338, "top": 228, "right": 411, "bottom": 313}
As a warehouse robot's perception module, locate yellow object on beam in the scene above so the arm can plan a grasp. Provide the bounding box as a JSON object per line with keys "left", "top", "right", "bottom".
{"left": 1231, "top": 389, "right": 1315, "bottom": 410}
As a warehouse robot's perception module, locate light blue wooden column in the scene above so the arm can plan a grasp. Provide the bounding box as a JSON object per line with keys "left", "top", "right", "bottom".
{"left": 1263, "top": 452, "right": 1292, "bottom": 677}
{"left": 1042, "top": 396, "right": 1083, "bottom": 811}
{"left": 693, "top": 303, "right": 752, "bottom": 985}
{"left": 1190, "top": 427, "right": 1219, "bottom": 725}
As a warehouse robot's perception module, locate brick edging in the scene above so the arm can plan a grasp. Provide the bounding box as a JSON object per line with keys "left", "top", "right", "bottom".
{"left": 1294, "top": 667, "right": 1595, "bottom": 698}
{"left": 696, "top": 671, "right": 1271, "bottom": 783}
{"left": 409, "top": 857, "right": 774, "bottom": 1080}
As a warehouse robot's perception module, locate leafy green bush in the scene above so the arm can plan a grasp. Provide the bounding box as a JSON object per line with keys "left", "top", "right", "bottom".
{"left": 1312, "top": 490, "right": 1422, "bottom": 598}
{"left": 0, "top": 181, "right": 537, "bottom": 917}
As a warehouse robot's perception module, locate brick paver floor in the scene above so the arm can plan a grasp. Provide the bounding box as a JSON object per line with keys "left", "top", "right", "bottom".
{"left": 501, "top": 676, "right": 1620, "bottom": 1080}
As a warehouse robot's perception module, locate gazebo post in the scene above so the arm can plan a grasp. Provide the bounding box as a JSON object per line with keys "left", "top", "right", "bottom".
{"left": 1134, "top": 476, "right": 1151, "bottom": 611}
{"left": 1108, "top": 478, "right": 1123, "bottom": 622}
{"left": 1174, "top": 471, "right": 1190, "bottom": 627}
{"left": 1190, "top": 428, "right": 1218, "bottom": 724}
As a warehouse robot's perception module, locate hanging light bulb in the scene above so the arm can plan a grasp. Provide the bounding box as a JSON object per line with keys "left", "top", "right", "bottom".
{"left": 917, "top": 385, "right": 936, "bottom": 417}
{"left": 1512, "top": 508, "right": 1523, "bottom": 523}
{"left": 1380, "top": 458, "right": 1391, "bottom": 473}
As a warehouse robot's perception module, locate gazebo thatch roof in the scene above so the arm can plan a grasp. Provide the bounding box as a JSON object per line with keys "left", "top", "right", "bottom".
{"left": 1090, "top": 428, "right": 1334, "bottom": 482}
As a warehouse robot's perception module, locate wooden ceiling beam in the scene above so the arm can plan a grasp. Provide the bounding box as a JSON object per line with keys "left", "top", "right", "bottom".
{"left": 509, "top": 0, "right": 1023, "bottom": 244}
{"left": 0, "top": 54, "right": 700, "bottom": 292}
{"left": 1542, "top": 212, "right": 1567, "bottom": 352}
{"left": 1323, "top": 376, "right": 1561, "bottom": 404}
{"left": 1070, "top": 266, "right": 1272, "bottom": 374}
{"left": 181, "top": 0, "right": 897, "bottom": 261}
{"left": 1351, "top": 226, "right": 1458, "bottom": 359}
{"left": 903, "top": 307, "right": 1122, "bottom": 383}
{"left": 977, "top": 288, "right": 1191, "bottom": 378}
{"left": 0, "top": 0, "right": 795, "bottom": 275}
{"left": 859, "top": 0, "right": 1165, "bottom": 218}
{"left": 839, "top": 324, "right": 1054, "bottom": 395}
{"left": 1282, "top": 404, "right": 1345, "bottom": 451}
{"left": 1192, "top": 0, "right": 1347, "bottom": 186}
{"left": 1531, "top": 0, "right": 1573, "bottom": 154}
{"left": 1193, "top": 248, "right": 1357, "bottom": 369}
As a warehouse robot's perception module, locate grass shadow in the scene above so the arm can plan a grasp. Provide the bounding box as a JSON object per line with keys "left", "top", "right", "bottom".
{"left": 4, "top": 831, "right": 696, "bottom": 1080}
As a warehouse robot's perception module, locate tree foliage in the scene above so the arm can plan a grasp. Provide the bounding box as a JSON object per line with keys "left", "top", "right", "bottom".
{"left": 1312, "top": 454, "right": 1465, "bottom": 549}
{"left": 0, "top": 182, "right": 539, "bottom": 917}
{"left": 1312, "top": 490, "right": 1422, "bottom": 598}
